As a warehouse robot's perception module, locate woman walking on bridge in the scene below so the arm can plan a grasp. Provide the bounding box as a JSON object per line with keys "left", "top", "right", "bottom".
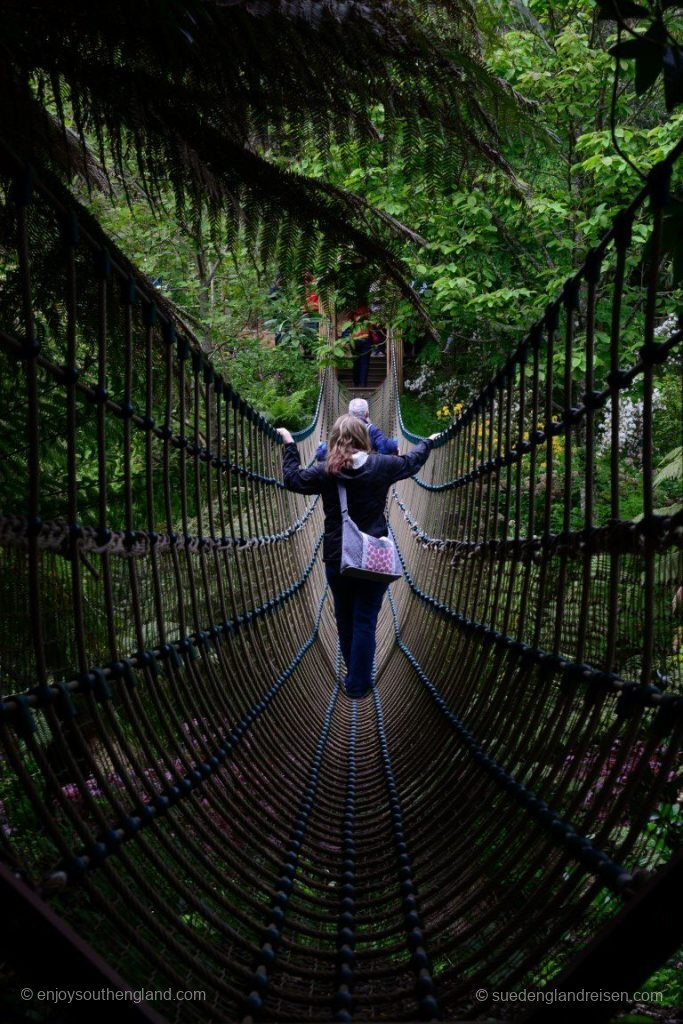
{"left": 277, "top": 415, "right": 437, "bottom": 699}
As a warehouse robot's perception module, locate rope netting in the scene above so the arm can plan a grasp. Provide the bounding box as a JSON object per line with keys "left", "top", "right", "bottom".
{"left": 0, "top": 138, "right": 682, "bottom": 1024}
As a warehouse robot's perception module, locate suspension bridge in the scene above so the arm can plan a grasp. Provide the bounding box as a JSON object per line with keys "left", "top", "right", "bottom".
{"left": 0, "top": 139, "right": 682, "bottom": 1024}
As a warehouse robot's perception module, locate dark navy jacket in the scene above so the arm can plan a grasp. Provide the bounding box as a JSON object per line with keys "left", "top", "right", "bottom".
{"left": 282, "top": 439, "right": 433, "bottom": 567}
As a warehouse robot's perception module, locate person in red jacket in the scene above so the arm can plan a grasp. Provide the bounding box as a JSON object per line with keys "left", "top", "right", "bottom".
{"left": 304, "top": 287, "right": 320, "bottom": 314}
{"left": 300, "top": 274, "right": 321, "bottom": 358}
{"left": 369, "top": 323, "right": 386, "bottom": 359}
{"left": 277, "top": 415, "right": 439, "bottom": 699}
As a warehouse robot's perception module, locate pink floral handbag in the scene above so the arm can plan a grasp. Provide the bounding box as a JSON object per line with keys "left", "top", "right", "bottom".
{"left": 337, "top": 484, "right": 402, "bottom": 582}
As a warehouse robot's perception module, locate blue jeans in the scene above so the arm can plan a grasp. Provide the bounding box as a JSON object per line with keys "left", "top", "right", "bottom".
{"left": 325, "top": 565, "right": 389, "bottom": 697}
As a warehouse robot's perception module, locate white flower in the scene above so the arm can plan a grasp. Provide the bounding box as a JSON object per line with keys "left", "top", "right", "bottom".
{"left": 403, "top": 367, "right": 435, "bottom": 396}
{"left": 596, "top": 388, "right": 661, "bottom": 458}
{"left": 654, "top": 314, "right": 679, "bottom": 340}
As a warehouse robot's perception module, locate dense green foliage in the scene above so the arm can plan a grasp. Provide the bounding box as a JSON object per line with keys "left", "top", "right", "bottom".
{"left": 302, "top": 0, "right": 682, "bottom": 379}
{"left": 3, "top": 0, "right": 533, "bottom": 325}
{"left": 78, "top": 0, "right": 682, "bottom": 457}
{"left": 81, "top": 187, "right": 322, "bottom": 428}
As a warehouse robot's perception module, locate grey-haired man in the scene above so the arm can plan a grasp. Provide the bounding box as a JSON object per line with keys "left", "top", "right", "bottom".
{"left": 316, "top": 397, "right": 397, "bottom": 461}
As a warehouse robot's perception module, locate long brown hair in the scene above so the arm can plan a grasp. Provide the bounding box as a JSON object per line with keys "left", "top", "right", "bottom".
{"left": 327, "top": 414, "right": 370, "bottom": 475}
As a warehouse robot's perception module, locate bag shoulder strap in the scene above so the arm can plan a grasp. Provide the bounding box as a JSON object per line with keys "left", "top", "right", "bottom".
{"left": 337, "top": 482, "right": 349, "bottom": 518}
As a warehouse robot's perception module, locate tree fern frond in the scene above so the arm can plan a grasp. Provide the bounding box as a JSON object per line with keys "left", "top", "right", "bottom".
{"left": 654, "top": 447, "right": 683, "bottom": 487}
{"left": 1, "top": 0, "right": 539, "bottom": 327}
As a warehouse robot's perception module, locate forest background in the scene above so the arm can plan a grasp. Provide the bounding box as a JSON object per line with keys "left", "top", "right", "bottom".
{"left": 80, "top": 0, "right": 681, "bottom": 429}
{"left": 75, "top": 0, "right": 682, "bottom": 533}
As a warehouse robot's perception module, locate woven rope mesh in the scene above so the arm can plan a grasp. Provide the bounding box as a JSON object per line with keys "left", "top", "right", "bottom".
{"left": 0, "top": 143, "right": 682, "bottom": 1023}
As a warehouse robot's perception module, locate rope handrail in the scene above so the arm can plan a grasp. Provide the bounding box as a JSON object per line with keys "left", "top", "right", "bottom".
{"left": 0, "top": 496, "right": 320, "bottom": 559}
{"left": 398, "top": 327, "right": 681, "bottom": 491}
{"left": 292, "top": 367, "right": 328, "bottom": 443}
{"left": 392, "top": 490, "right": 683, "bottom": 558}
{"left": 0, "top": 141, "right": 284, "bottom": 444}
{"left": 0, "top": 535, "right": 323, "bottom": 715}
{"left": 385, "top": 589, "right": 633, "bottom": 894}
{"left": 398, "top": 141, "right": 683, "bottom": 452}
{"left": 42, "top": 588, "right": 330, "bottom": 890}
{"left": 0, "top": 326, "right": 288, "bottom": 477}
{"left": 388, "top": 523, "right": 682, "bottom": 721}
